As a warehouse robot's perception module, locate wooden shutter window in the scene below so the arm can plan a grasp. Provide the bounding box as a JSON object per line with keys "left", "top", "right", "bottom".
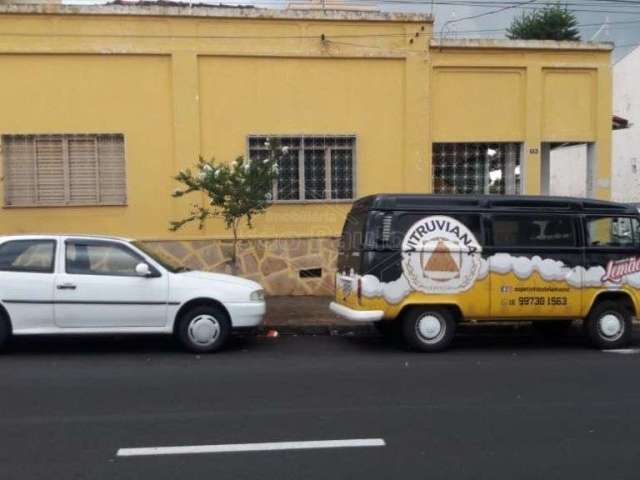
{"left": 2, "top": 134, "right": 126, "bottom": 207}
{"left": 97, "top": 134, "right": 127, "bottom": 205}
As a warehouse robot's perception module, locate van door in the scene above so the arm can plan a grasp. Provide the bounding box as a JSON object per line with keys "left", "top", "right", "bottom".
{"left": 488, "top": 213, "right": 582, "bottom": 319}
{"left": 583, "top": 215, "right": 640, "bottom": 307}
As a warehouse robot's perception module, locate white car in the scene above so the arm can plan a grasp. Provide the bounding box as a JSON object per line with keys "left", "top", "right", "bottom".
{"left": 0, "top": 235, "right": 266, "bottom": 352}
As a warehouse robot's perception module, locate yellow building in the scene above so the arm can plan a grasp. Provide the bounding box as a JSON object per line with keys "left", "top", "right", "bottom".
{"left": 0, "top": 3, "right": 613, "bottom": 295}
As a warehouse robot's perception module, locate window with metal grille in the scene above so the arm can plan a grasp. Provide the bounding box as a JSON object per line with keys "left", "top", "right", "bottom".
{"left": 432, "top": 142, "right": 521, "bottom": 195}
{"left": 2, "top": 134, "right": 126, "bottom": 207}
{"left": 248, "top": 135, "right": 355, "bottom": 202}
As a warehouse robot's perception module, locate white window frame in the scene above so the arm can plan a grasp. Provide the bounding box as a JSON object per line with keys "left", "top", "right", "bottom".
{"left": 247, "top": 134, "right": 357, "bottom": 203}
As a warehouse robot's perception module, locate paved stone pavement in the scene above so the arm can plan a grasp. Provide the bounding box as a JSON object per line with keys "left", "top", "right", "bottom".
{"left": 263, "top": 296, "right": 350, "bottom": 329}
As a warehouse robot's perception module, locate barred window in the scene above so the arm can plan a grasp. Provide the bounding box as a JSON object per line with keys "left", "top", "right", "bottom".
{"left": 2, "top": 134, "right": 126, "bottom": 207}
{"left": 433, "top": 142, "right": 521, "bottom": 195}
{"left": 248, "top": 135, "right": 355, "bottom": 201}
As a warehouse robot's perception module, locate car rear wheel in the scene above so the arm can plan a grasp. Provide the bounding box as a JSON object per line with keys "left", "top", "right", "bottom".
{"left": 402, "top": 306, "right": 456, "bottom": 352}
{"left": 584, "top": 301, "right": 632, "bottom": 349}
{"left": 177, "top": 305, "right": 231, "bottom": 353}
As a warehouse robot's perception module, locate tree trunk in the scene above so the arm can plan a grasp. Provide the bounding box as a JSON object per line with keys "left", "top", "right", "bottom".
{"left": 230, "top": 220, "right": 239, "bottom": 275}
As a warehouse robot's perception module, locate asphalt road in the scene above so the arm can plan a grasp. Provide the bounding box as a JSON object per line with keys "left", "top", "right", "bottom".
{"left": 1, "top": 327, "right": 640, "bottom": 480}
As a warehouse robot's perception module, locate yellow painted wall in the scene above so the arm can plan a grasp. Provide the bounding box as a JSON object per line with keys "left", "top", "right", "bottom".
{"left": 0, "top": 54, "right": 174, "bottom": 237}
{"left": 197, "top": 56, "right": 405, "bottom": 238}
{"left": 542, "top": 68, "right": 596, "bottom": 142}
{"left": 432, "top": 67, "right": 526, "bottom": 142}
{"left": 0, "top": 9, "right": 612, "bottom": 241}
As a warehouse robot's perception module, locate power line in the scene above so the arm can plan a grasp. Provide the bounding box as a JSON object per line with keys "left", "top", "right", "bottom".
{"left": 245, "top": 0, "right": 640, "bottom": 14}
{"left": 441, "top": 0, "right": 537, "bottom": 36}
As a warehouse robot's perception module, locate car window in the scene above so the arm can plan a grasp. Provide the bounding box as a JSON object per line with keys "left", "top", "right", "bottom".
{"left": 0, "top": 240, "right": 56, "bottom": 273}
{"left": 586, "top": 217, "right": 640, "bottom": 247}
{"left": 66, "top": 241, "right": 144, "bottom": 276}
{"left": 492, "top": 215, "right": 576, "bottom": 247}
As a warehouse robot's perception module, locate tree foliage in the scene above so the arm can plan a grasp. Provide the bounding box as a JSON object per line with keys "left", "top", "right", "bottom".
{"left": 506, "top": 4, "right": 581, "bottom": 41}
{"left": 170, "top": 140, "right": 284, "bottom": 269}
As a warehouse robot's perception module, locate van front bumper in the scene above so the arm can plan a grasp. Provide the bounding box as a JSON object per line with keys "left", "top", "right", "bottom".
{"left": 329, "top": 301, "right": 384, "bottom": 322}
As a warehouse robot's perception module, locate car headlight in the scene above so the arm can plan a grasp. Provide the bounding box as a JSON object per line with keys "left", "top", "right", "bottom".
{"left": 250, "top": 289, "right": 265, "bottom": 302}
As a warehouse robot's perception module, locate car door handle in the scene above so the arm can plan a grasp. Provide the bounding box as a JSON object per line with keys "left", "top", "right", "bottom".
{"left": 56, "top": 283, "right": 77, "bottom": 290}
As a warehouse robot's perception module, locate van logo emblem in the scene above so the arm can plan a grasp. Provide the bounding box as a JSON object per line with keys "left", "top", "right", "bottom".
{"left": 402, "top": 215, "right": 482, "bottom": 294}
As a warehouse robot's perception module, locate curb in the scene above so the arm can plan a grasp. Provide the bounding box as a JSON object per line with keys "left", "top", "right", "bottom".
{"left": 253, "top": 324, "right": 377, "bottom": 336}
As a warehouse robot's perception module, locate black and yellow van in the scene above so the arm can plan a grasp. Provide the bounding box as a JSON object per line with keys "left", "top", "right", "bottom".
{"left": 330, "top": 194, "right": 640, "bottom": 351}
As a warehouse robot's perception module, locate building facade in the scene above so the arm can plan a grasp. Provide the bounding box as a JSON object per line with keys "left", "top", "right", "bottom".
{"left": 611, "top": 46, "right": 640, "bottom": 202}
{"left": 550, "top": 46, "right": 638, "bottom": 202}
{"left": 0, "top": 3, "right": 613, "bottom": 295}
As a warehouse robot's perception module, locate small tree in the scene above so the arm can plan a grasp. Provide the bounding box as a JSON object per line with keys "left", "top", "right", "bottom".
{"left": 507, "top": 4, "right": 580, "bottom": 41}
{"left": 170, "top": 140, "right": 284, "bottom": 272}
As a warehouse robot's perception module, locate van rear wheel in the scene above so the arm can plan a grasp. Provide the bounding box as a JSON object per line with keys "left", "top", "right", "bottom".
{"left": 584, "top": 301, "right": 632, "bottom": 349}
{"left": 402, "top": 307, "right": 456, "bottom": 352}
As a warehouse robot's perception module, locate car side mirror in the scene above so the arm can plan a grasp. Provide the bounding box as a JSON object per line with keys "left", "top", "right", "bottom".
{"left": 135, "top": 262, "right": 152, "bottom": 277}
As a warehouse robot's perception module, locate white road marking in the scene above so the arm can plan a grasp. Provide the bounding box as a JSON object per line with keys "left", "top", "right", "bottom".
{"left": 602, "top": 348, "right": 640, "bottom": 354}
{"left": 117, "top": 438, "right": 386, "bottom": 457}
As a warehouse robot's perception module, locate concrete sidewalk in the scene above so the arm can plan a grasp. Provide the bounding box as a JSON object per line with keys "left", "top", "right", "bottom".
{"left": 262, "top": 296, "right": 355, "bottom": 334}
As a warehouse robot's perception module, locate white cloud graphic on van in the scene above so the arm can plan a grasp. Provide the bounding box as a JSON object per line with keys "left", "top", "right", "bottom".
{"left": 341, "top": 253, "right": 639, "bottom": 306}
{"left": 480, "top": 254, "right": 618, "bottom": 288}
{"left": 361, "top": 274, "right": 412, "bottom": 305}
{"left": 487, "top": 254, "right": 569, "bottom": 281}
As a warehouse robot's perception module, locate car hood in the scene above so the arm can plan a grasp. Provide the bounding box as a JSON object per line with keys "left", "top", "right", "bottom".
{"left": 179, "top": 270, "right": 262, "bottom": 290}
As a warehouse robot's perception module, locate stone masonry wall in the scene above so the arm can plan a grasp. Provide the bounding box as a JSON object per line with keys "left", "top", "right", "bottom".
{"left": 141, "top": 237, "right": 339, "bottom": 296}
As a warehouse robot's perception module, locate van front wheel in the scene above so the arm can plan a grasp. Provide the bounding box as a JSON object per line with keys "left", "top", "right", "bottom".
{"left": 402, "top": 307, "right": 456, "bottom": 352}
{"left": 584, "top": 301, "right": 632, "bottom": 349}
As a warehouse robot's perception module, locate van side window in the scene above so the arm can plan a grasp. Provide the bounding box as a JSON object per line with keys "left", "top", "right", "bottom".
{"left": 394, "top": 214, "right": 482, "bottom": 248}
{"left": 339, "top": 210, "right": 367, "bottom": 251}
{"left": 492, "top": 215, "right": 576, "bottom": 247}
{"left": 586, "top": 217, "right": 640, "bottom": 247}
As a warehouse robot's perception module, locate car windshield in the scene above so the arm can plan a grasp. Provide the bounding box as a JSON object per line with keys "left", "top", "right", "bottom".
{"left": 131, "top": 241, "right": 191, "bottom": 273}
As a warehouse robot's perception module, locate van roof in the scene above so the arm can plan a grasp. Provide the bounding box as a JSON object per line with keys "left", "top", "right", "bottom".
{"left": 354, "top": 194, "right": 638, "bottom": 214}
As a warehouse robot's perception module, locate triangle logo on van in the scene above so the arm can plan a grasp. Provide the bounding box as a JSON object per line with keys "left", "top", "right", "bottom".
{"left": 402, "top": 215, "right": 482, "bottom": 294}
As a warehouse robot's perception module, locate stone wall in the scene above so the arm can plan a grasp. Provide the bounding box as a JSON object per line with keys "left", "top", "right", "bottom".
{"left": 142, "top": 237, "right": 339, "bottom": 296}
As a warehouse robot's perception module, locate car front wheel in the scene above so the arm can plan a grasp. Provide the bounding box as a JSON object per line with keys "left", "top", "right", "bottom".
{"left": 402, "top": 306, "right": 456, "bottom": 352}
{"left": 584, "top": 300, "right": 632, "bottom": 349}
{"left": 177, "top": 305, "right": 231, "bottom": 353}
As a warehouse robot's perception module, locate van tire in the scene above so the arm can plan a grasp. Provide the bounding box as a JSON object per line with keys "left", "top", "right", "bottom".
{"left": 402, "top": 307, "right": 456, "bottom": 352}
{"left": 584, "top": 301, "right": 632, "bottom": 349}
{"left": 176, "top": 306, "right": 231, "bottom": 353}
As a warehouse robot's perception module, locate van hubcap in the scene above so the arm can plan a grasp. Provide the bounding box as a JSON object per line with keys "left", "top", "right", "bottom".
{"left": 188, "top": 315, "right": 220, "bottom": 346}
{"left": 599, "top": 313, "right": 623, "bottom": 340}
{"left": 416, "top": 314, "right": 445, "bottom": 343}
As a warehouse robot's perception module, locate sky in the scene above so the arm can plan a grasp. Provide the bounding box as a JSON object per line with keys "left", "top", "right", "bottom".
{"left": 65, "top": 0, "right": 640, "bottom": 61}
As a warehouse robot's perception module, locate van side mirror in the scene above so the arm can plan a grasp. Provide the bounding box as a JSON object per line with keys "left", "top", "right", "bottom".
{"left": 135, "top": 262, "right": 152, "bottom": 277}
